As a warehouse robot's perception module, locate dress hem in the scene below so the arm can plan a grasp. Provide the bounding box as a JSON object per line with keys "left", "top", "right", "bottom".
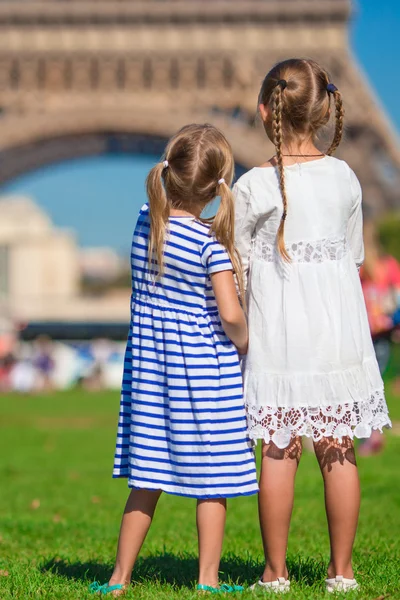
{"left": 112, "top": 474, "right": 259, "bottom": 499}
{"left": 248, "top": 420, "right": 392, "bottom": 447}
{"left": 246, "top": 387, "right": 391, "bottom": 449}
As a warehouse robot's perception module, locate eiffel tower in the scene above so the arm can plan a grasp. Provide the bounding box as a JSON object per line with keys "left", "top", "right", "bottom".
{"left": 0, "top": 0, "right": 398, "bottom": 217}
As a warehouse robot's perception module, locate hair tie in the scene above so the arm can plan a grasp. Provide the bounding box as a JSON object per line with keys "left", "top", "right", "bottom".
{"left": 218, "top": 178, "right": 225, "bottom": 185}
{"left": 277, "top": 79, "right": 287, "bottom": 90}
{"left": 327, "top": 83, "right": 338, "bottom": 94}
{"left": 282, "top": 211, "right": 287, "bottom": 221}
{"left": 163, "top": 160, "right": 169, "bottom": 168}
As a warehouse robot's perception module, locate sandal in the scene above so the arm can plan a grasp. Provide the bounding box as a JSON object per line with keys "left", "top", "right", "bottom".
{"left": 197, "top": 583, "right": 244, "bottom": 594}
{"left": 249, "top": 577, "right": 290, "bottom": 593}
{"left": 89, "top": 581, "right": 125, "bottom": 596}
{"left": 325, "top": 576, "right": 359, "bottom": 593}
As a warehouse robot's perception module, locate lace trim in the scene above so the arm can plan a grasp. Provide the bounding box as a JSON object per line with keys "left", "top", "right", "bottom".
{"left": 251, "top": 236, "right": 348, "bottom": 264}
{"left": 246, "top": 390, "right": 391, "bottom": 449}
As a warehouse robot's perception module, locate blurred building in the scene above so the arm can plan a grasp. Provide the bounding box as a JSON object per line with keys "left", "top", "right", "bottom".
{"left": 80, "top": 247, "right": 128, "bottom": 282}
{"left": 0, "top": 0, "right": 398, "bottom": 218}
{"left": 0, "top": 196, "right": 129, "bottom": 328}
{"left": 0, "top": 196, "right": 78, "bottom": 310}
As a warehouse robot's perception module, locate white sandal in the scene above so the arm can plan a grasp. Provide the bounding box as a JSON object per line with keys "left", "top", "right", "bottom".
{"left": 250, "top": 577, "right": 290, "bottom": 593}
{"left": 325, "top": 575, "right": 359, "bottom": 593}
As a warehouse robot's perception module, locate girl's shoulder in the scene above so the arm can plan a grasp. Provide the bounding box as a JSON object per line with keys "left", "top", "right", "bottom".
{"left": 136, "top": 203, "right": 210, "bottom": 238}
{"left": 233, "top": 166, "right": 278, "bottom": 204}
{"left": 235, "top": 165, "right": 277, "bottom": 189}
{"left": 235, "top": 157, "right": 359, "bottom": 189}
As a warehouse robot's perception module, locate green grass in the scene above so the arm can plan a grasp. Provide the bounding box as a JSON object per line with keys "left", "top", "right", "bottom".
{"left": 0, "top": 382, "right": 399, "bottom": 599}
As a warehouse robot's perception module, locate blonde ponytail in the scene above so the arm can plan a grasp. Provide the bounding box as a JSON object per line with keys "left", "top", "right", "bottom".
{"left": 272, "top": 84, "right": 291, "bottom": 262}
{"left": 210, "top": 181, "right": 246, "bottom": 308}
{"left": 144, "top": 124, "right": 241, "bottom": 301}
{"left": 146, "top": 161, "right": 169, "bottom": 276}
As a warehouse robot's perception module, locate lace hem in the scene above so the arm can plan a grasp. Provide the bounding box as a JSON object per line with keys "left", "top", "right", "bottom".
{"left": 251, "top": 236, "right": 348, "bottom": 264}
{"left": 246, "top": 390, "right": 391, "bottom": 449}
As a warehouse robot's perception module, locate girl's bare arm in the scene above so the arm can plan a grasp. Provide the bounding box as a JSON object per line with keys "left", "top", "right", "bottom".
{"left": 211, "top": 270, "right": 248, "bottom": 354}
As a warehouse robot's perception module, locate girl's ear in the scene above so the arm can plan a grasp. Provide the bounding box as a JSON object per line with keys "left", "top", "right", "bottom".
{"left": 259, "top": 103, "right": 269, "bottom": 123}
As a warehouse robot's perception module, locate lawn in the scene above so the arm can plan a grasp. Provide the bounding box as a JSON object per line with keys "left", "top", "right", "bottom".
{"left": 0, "top": 362, "right": 399, "bottom": 599}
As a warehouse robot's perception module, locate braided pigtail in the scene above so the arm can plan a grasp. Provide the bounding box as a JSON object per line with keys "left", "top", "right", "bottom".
{"left": 146, "top": 160, "right": 170, "bottom": 276}
{"left": 272, "top": 84, "right": 291, "bottom": 262}
{"left": 326, "top": 88, "right": 344, "bottom": 155}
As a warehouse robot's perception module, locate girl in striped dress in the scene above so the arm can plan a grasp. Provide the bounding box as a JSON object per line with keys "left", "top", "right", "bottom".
{"left": 91, "top": 124, "right": 258, "bottom": 596}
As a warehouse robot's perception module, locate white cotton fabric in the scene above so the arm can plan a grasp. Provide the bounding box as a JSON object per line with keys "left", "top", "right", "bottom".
{"left": 234, "top": 156, "right": 391, "bottom": 448}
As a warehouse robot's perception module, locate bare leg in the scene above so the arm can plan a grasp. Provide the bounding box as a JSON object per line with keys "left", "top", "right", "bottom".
{"left": 314, "top": 437, "right": 360, "bottom": 579}
{"left": 259, "top": 437, "right": 302, "bottom": 582}
{"left": 108, "top": 488, "right": 162, "bottom": 592}
{"left": 197, "top": 498, "right": 227, "bottom": 588}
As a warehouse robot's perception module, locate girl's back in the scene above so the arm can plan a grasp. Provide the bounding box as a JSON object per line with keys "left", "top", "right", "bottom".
{"left": 235, "top": 156, "right": 372, "bottom": 375}
{"left": 235, "top": 159, "right": 390, "bottom": 448}
{"left": 132, "top": 204, "right": 229, "bottom": 315}
{"left": 114, "top": 124, "right": 258, "bottom": 500}
{"left": 236, "top": 156, "right": 361, "bottom": 252}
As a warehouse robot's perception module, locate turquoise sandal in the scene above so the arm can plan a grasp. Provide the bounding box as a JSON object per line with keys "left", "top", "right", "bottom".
{"left": 89, "top": 581, "right": 125, "bottom": 595}
{"left": 197, "top": 584, "right": 244, "bottom": 594}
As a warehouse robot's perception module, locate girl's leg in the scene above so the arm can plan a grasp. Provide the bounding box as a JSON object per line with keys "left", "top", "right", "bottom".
{"left": 258, "top": 437, "right": 302, "bottom": 582}
{"left": 314, "top": 436, "right": 360, "bottom": 579}
{"left": 197, "top": 498, "right": 227, "bottom": 587}
{"left": 109, "top": 488, "right": 162, "bottom": 589}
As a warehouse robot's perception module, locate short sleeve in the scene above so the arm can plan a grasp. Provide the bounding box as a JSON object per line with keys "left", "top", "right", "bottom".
{"left": 347, "top": 169, "right": 364, "bottom": 270}
{"left": 201, "top": 238, "right": 233, "bottom": 275}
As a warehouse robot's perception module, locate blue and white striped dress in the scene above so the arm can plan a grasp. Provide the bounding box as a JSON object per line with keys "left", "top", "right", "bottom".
{"left": 113, "top": 204, "right": 258, "bottom": 499}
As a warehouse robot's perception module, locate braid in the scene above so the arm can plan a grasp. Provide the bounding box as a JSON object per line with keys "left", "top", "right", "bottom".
{"left": 326, "top": 90, "right": 344, "bottom": 155}
{"left": 272, "top": 85, "right": 291, "bottom": 262}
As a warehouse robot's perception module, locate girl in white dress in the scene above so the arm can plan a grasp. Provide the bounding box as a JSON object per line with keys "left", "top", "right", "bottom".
{"left": 234, "top": 59, "right": 391, "bottom": 594}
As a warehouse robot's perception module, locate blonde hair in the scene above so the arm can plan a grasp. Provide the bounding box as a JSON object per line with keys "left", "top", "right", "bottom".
{"left": 146, "top": 123, "right": 245, "bottom": 304}
{"left": 259, "top": 58, "right": 345, "bottom": 261}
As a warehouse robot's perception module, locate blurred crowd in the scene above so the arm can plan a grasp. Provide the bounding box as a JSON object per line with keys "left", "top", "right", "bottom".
{"left": 0, "top": 334, "right": 125, "bottom": 394}
{"left": 361, "top": 224, "right": 400, "bottom": 375}
{"left": 358, "top": 223, "right": 400, "bottom": 455}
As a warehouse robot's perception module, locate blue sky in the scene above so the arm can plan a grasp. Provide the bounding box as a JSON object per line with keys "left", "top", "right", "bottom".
{"left": 351, "top": 0, "right": 400, "bottom": 134}
{"left": 2, "top": 155, "right": 157, "bottom": 255}
{"left": 1, "top": 0, "right": 399, "bottom": 252}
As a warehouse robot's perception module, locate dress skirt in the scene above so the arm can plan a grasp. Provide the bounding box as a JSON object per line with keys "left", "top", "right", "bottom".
{"left": 243, "top": 243, "right": 391, "bottom": 449}
{"left": 113, "top": 296, "right": 259, "bottom": 499}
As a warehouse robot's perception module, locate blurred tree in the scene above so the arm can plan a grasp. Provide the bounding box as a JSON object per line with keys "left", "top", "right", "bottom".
{"left": 378, "top": 213, "right": 400, "bottom": 261}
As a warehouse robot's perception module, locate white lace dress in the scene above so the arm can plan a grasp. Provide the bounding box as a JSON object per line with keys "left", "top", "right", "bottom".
{"left": 234, "top": 156, "right": 391, "bottom": 449}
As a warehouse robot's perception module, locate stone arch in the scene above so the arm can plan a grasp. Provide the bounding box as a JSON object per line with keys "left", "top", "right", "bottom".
{"left": 0, "top": 109, "right": 267, "bottom": 185}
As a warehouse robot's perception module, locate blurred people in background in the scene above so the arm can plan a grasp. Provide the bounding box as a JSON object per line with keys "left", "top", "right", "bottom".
{"left": 362, "top": 223, "right": 400, "bottom": 347}
{"left": 33, "top": 335, "right": 55, "bottom": 392}
{"left": 0, "top": 353, "right": 15, "bottom": 392}
{"left": 9, "top": 345, "right": 36, "bottom": 394}
{"left": 0, "top": 332, "right": 124, "bottom": 394}
{"left": 0, "top": 318, "right": 17, "bottom": 392}
{"left": 359, "top": 222, "right": 400, "bottom": 455}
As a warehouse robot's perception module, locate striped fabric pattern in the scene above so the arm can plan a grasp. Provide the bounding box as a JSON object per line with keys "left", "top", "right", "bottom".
{"left": 113, "top": 204, "right": 258, "bottom": 499}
